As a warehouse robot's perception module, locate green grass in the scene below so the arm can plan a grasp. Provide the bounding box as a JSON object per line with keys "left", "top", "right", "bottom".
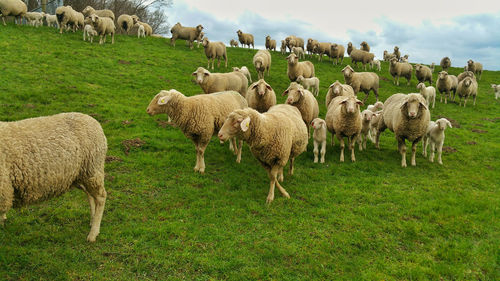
{"left": 0, "top": 23, "right": 499, "bottom": 280}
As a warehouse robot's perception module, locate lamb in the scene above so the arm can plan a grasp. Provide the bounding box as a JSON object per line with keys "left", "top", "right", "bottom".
{"left": 202, "top": 38, "right": 228, "bottom": 69}
{"left": 285, "top": 35, "right": 304, "bottom": 52}
{"left": 491, "top": 84, "right": 500, "bottom": 100}
{"left": 349, "top": 48, "right": 375, "bottom": 70}
{"left": 330, "top": 43, "right": 345, "bottom": 65}
{"left": 415, "top": 64, "right": 432, "bottom": 85}
{"left": 147, "top": 90, "right": 248, "bottom": 173}
{"left": 430, "top": 62, "right": 435, "bottom": 72}
{"left": 283, "top": 82, "right": 320, "bottom": 135}
{"left": 416, "top": 83, "right": 436, "bottom": 109}
{"left": 389, "top": 58, "right": 412, "bottom": 86}
{"left": 246, "top": 79, "right": 277, "bottom": 113}
{"left": 265, "top": 35, "right": 276, "bottom": 51}
{"left": 218, "top": 104, "right": 308, "bottom": 204}
{"left": 292, "top": 46, "right": 306, "bottom": 59}
{"left": 230, "top": 39, "right": 239, "bottom": 47}
{"left": 312, "top": 42, "right": 331, "bottom": 62}
{"left": 0, "top": 112, "right": 107, "bottom": 242}
{"left": 89, "top": 14, "right": 115, "bottom": 44}
{"left": 170, "top": 22, "right": 203, "bottom": 49}
{"left": 83, "top": 24, "right": 97, "bottom": 43}
{"left": 44, "top": 13, "right": 58, "bottom": 28}
{"left": 232, "top": 66, "right": 252, "bottom": 83}
{"left": 325, "top": 95, "right": 363, "bottom": 162}
{"left": 237, "top": 29, "right": 254, "bottom": 48}
{"left": 307, "top": 38, "right": 319, "bottom": 56}
{"left": 370, "top": 58, "right": 381, "bottom": 71}
{"left": 467, "top": 60, "right": 483, "bottom": 80}
{"left": 25, "top": 12, "right": 44, "bottom": 27}
{"left": 368, "top": 110, "right": 383, "bottom": 143}
{"left": 311, "top": 118, "right": 327, "bottom": 163}
{"left": 436, "top": 71, "right": 458, "bottom": 104}
{"left": 325, "top": 81, "right": 355, "bottom": 108}
{"left": 375, "top": 93, "right": 430, "bottom": 167}
{"left": 137, "top": 21, "right": 152, "bottom": 36}
{"left": 56, "top": 6, "right": 79, "bottom": 33}
{"left": 360, "top": 41, "right": 370, "bottom": 52}
{"left": 193, "top": 67, "right": 248, "bottom": 97}
{"left": 457, "top": 71, "right": 476, "bottom": 83}
{"left": 393, "top": 46, "right": 401, "bottom": 60}
{"left": 456, "top": 76, "right": 478, "bottom": 107}
{"left": 341, "top": 65, "right": 379, "bottom": 102}
{"left": 253, "top": 49, "right": 271, "bottom": 80}
{"left": 137, "top": 24, "right": 145, "bottom": 38}
{"left": 367, "top": 101, "right": 384, "bottom": 112}
{"left": 0, "top": 0, "right": 26, "bottom": 25}
{"left": 358, "top": 109, "right": 377, "bottom": 151}
{"left": 296, "top": 75, "right": 319, "bottom": 97}
{"left": 117, "top": 14, "right": 139, "bottom": 34}
{"left": 280, "top": 40, "right": 286, "bottom": 54}
{"left": 82, "top": 5, "right": 115, "bottom": 21}
{"left": 440, "top": 57, "right": 451, "bottom": 71}
{"left": 422, "top": 118, "right": 452, "bottom": 165}
{"left": 286, "top": 53, "right": 315, "bottom": 82}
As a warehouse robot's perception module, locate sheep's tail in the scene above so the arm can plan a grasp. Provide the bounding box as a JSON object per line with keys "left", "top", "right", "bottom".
{"left": 121, "top": 21, "right": 128, "bottom": 31}
{"left": 56, "top": 12, "right": 64, "bottom": 24}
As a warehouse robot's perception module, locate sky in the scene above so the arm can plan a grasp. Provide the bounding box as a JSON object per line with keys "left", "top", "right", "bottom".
{"left": 167, "top": 0, "right": 500, "bottom": 70}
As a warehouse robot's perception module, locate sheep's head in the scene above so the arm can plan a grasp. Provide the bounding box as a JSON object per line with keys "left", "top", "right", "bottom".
{"left": 400, "top": 94, "right": 427, "bottom": 119}
{"left": 202, "top": 37, "right": 210, "bottom": 47}
{"left": 348, "top": 42, "right": 352, "bottom": 47}
{"left": 416, "top": 82, "right": 425, "bottom": 90}
{"left": 383, "top": 50, "right": 388, "bottom": 55}
{"left": 415, "top": 64, "right": 421, "bottom": 71}
{"left": 438, "top": 71, "right": 448, "bottom": 80}
{"left": 284, "top": 84, "right": 305, "bottom": 105}
{"left": 435, "top": 118, "right": 452, "bottom": 130}
{"left": 254, "top": 57, "right": 263, "bottom": 69}
{"left": 330, "top": 44, "right": 338, "bottom": 52}
{"left": 131, "top": 15, "right": 139, "bottom": 24}
{"left": 463, "top": 77, "right": 473, "bottom": 88}
{"left": 390, "top": 58, "right": 398, "bottom": 66}
{"left": 467, "top": 59, "right": 474, "bottom": 67}
{"left": 89, "top": 14, "right": 99, "bottom": 24}
{"left": 329, "top": 81, "right": 343, "bottom": 96}
{"left": 361, "top": 110, "right": 376, "bottom": 122}
{"left": 218, "top": 109, "right": 253, "bottom": 142}
{"left": 196, "top": 24, "right": 203, "bottom": 32}
{"left": 237, "top": 30, "right": 242, "bottom": 35}
{"left": 192, "top": 67, "right": 210, "bottom": 84}
{"left": 360, "top": 41, "right": 368, "bottom": 47}
{"left": 341, "top": 65, "right": 354, "bottom": 79}
{"left": 308, "top": 38, "right": 313, "bottom": 44}
{"left": 232, "top": 67, "right": 240, "bottom": 72}
{"left": 266, "top": 35, "right": 270, "bottom": 41}
{"left": 286, "top": 53, "right": 298, "bottom": 65}
{"left": 372, "top": 101, "right": 384, "bottom": 111}
{"left": 394, "top": 46, "right": 399, "bottom": 51}
{"left": 82, "top": 6, "right": 94, "bottom": 15}
{"left": 491, "top": 84, "right": 497, "bottom": 89}
{"left": 251, "top": 79, "right": 273, "bottom": 96}
{"left": 340, "top": 96, "right": 363, "bottom": 115}
{"left": 146, "top": 89, "right": 182, "bottom": 116}
{"left": 311, "top": 118, "right": 326, "bottom": 130}
{"left": 296, "top": 75, "right": 304, "bottom": 83}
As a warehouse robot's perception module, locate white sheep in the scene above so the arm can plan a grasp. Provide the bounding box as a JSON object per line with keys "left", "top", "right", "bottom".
{"left": 370, "top": 59, "right": 381, "bottom": 71}
{"left": 117, "top": 14, "right": 139, "bottom": 34}
{"left": 0, "top": 112, "right": 107, "bottom": 242}
{"left": 389, "top": 58, "right": 412, "bottom": 86}
{"left": 416, "top": 83, "right": 436, "bottom": 109}
{"left": 236, "top": 29, "right": 254, "bottom": 48}
{"left": 265, "top": 35, "right": 276, "bottom": 51}
{"left": 368, "top": 110, "right": 383, "bottom": 143}
{"left": 286, "top": 53, "right": 315, "bottom": 82}
{"left": 436, "top": 71, "right": 458, "bottom": 104}
{"left": 296, "top": 75, "right": 319, "bottom": 97}
{"left": 230, "top": 39, "right": 239, "bottom": 47}
{"left": 192, "top": 67, "right": 248, "bottom": 97}
{"left": 137, "top": 24, "right": 145, "bottom": 38}
{"left": 170, "top": 22, "right": 203, "bottom": 48}
{"left": 81, "top": 5, "right": 115, "bottom": 21}
{"left": 0, "top": 0, "right": 26, "bottom": 25}
{"left": 358, "top": 109, "right": 377, "bottom": 151}
{"left": 233, "top": 66, "right": 252, "bottom": 83}
{"left": 456, "top": 76, "right": 478, "bottom": 107}
{"left": 430, "top": 62, "right": 435, "bottom": 72}
{"left": 83, "top": 24, "right": 97, "bottom": 43}
{"left": 491, "top": 84, "right": 500, "bottom": 100}
{"left": 253, "top": 49, "right": 271, "bottom": 80}
{"left": 246, "top": 79, "right": 277, "bottom": 113}
{"left": 25, "top": 12, "right": 44, "bottom": 27}
{"left": 280, "top": 40, "right": 286, "bottom": 54}
{"left": 56, "top": 6, "right": 79, "bottom": 33}
{"left": 467, "top": 59, "right": 483, "bottom": 80}
{"left": 44, "top": 13, "right": 59, "bottom": 28}
{"left": 341, "top": 65, "right": 379, "bottom": 102}
{"left": 325, "top": 81, "right": 355, "bottom": 109}
{"left": 202, "top": 38, "right": 228, "bottom": 69}
{"left": 330, "top": 43, "right": 345, "bottom": 65}
{"left": 415, "top": 64, "right": 433, "bottom": 85}
{"left": 89, "top": 14, "right": 115, "bottom": 44}
{"left": 283, "top": 82, "right": 319, "bottom": 136}
{"left": 440, "top": 57, "right": 451, "bottom": 71}
{"left": 292, "top": 46, "right": 306, "bottom": 59}
{"left": 422, "top": 118, "right": 452, "bottom": 165}
{"left": 311, "top": 118, "right": 327, "bottom": 163}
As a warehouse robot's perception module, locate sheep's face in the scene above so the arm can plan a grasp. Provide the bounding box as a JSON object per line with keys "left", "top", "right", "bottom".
{"left": 373, "top": 101, "right": 384, "bottom": 111}
{"left": 330, "top": 82, "right": 342, "bottom": 96}
{"left": 390, "top": 58, "right": 398, "bottom": 66}
{"left": 401, "top": 94, "right": 427, "bottom": 119}
{"left": 347, "top": 42, "right": 352, "bottom": 47}
{"left": 192, "top": 67, "right": 210, "bottom": 84}
{"left": 89, "top": 14, "right": 99, "bottom": 24}
{"left": 311, "top": 118, "right": 326, "bottom": 130}
{"left": 341, "top": 66, "right": 354, "bottom": 79}
{"left": 341, "top": 97, "right": 363, "bottom": 114}
{"left": 266, "top": 35, "right": 270, "bottom": 41}
{"left": 252, "top": 80, "right": 272, "bottom": 96}
{"left": 467, "top": 59, "right": 473, "bottom": 67}
{"left": 438, "top": 71, "right": 448, "bottom": 80}
{"left": 237, "top": 30, "right": 242, "bottom": 36}
{"left": 146, "top": 90, "right": 175, "bottom": 116}
{"left": 284, "top": 87, "right": 303, "bottom": 105}
{"left": 464, "top": 78, "right": 472, "bottom": 87}
{"left": 218, "top": 111, "right": 249, "bottom": 142}
{"left": 415, "top": 64, "right": 421, "bottom": 71}
{"left": 361, "top": 110, "right": 376, "bottom": 122}
{"left": 296, "top": 76, "right": 304, "bottom": 83}
{"left": 131, "top": 15, "right": 139, "bottom": 24}
{"left": 286, "top": 54, "right": 298, "bottom": 65}
{"left": 82, "top": 6, "right": 93, "bottom": 15}
{"left": 394, "top": 46, "right": 399, "bottom": 51}
{"left": 436, "top": 118, "right": 452, "bottom": 130}
{"left": 202, "top": 37, "right": 209, "bottom": 47}
{"left": 417, "top": 83, "right": 425, "bottom": 90}
{"left": 196, "top": 25, "right": 203, "bottom": 32}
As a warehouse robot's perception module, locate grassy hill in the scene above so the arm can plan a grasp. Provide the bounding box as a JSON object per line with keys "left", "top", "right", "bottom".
{"left": 0, "top": 24, "right": 499, "bottom": 280}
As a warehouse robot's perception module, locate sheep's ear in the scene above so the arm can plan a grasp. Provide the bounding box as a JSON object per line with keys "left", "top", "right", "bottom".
{"left": 240, "top": 117, "right": 250, "bottom": 132}
{"left": 446, "top": 120, "right": 452, "bottom": 128}
{"left": 340, "top": 98, "right": 349, "bottom": 104}
{"left": 157, "top": 95, "right": 170, "bottom": 105}
{"left": 282, "top": 89, "right": 289, "bottom": 96}
{"left": 329, "top": 83, "right": 334, "bottom": 88}
{"left": 265, "top": 84, "right": 272, "bottom": 91}
{"left": 298, "top": 89, "right": 304, "bottom": 96}
{"left": 399, "top": 101, "right": 408, "bottom": 110}
{"left": 356, "top": 99, "right": 364, "bottom": 106}
{"left": 191, "top": 72, "right": 197, "bottom": 76}
{"left": 419, "top": 101, "right": 428, "bottom": 110}
{"left": 204, "top": 72, "right": 210, "bottom": 76}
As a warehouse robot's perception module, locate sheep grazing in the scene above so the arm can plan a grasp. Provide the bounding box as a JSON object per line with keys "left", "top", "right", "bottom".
{"left": 311, "top": 118, "right": 327, "bottom": 163}
{"left": 440, "top": 57, "right": 451, "bottom": 71}
{"left": 236, "top": 29, "right": 254, "bottom": 48}
{"left": 0, "top": 112, "right": 107, "bottom": 242}
{"left": 467, "top": 59, "right": 483, "bottom": 80}
{"left": 375, "top": 93, "right": 430, "bottom": 167}
{"left": 292, "top": 46, "right": 306, "bottom": 60}
{"left": 347, "top": 42, "right": 353, "bottom": 55}
{"left": 312, "top": 42, "right": 331, "bottom": 62}
{"left": 350, "top": 48, "right": 375, "bottom": 70}
{"left": 83, "top": 24, "right": 97, "bottom": 43}
{"left": 82, "top": 5, "right": 115, "bottom": 21}
{"left": 358, "top": 109, "right": 377, "bottom": 151}
{"left": 265, "top": 35, "right": 276, "bottom": 51}
{"left": 436, "top": 71, "right": 458, "bottom": 104}
{"left": 170, "top": 22, "right": 203, "bottom": 49}
{"left": 330, "top": 43, "right": 345, "bottom": 65}
{"left": 415, "top": 64, "right": 433, "bottom": 85}
{"left": 285, "top": 35, "right": 305, "bottom": 52}
{"left": 89, "top": 14, "right": 115, "bottom": 44}
{"left": 0, "top": 0, "right": 26, "bottom": 25}
{"left": 56, "top": 6, "right": 79, "bottom": 33}
{"left": 25, "top": 12, "right": 44, "bottom": 27}
{"left": 491, "top": 84, "right": 500, "bottom": 100}
{"left": 147, "top": 90, "right": 248, "bottom": 173}
{"left": 192, "top": 67, "right": 248, "bottom": 97}
{"left": 422, "top": 118, "right": 452, "bottom": 165}
{"left": 389, "top": 58, "right": 412, "bottom": 86}
{"left": 457, "top": 71, "right": 476, "bottom": 83}
{"left": 202, "top": 38, "right": 228, "bottom": 69}
{"left": 286, "top": 53, "right": 315, "bottom": 82}
{"left": 341, "top": 65, "right": 379, "bottom": 102}
{"left": 367, "top": 101, "right": 384, "bottom": 112}
{"left": 283, "top": 83, "right": 320, "bottom": 135}
{"left": 456, "top": 76, "right": 478, "bottom": 107}
{"left": 280, "top": 40, "right": 286, "bottom": 54}
{"left": 117, "top": 14, "right": 139, "bottom": 34}
{"left": 416, "top": 83, "right": 436, "bottom": 109}
{"left": 370, "top": 59, "right": 381, "bottom": 71}
{"left": 325, "top": 81, "right": 355, "bottom": 108}
{"left": 218, "top": 104, "right": 308, "bottom": 204}
{"left": 307, "top": 38, "right": 319, "bottom": 56}
{"left": 253, "top": 49, "right": 271, "bottom": 80}
{"left": 360, "top": 41, "right": 370, "bottom": 52}
{"left": 393, "top": 46, "right": 401, "bottom": 60}
{"left": 137, "top": 24, "right": 145, "bottom": 38}
{"left": 296, "top": 75, "right": 319, "bottom": 97}
{"left": 232, "top": 66, "right": 252, "bottom": 83}
{"left": 246, "top": 79, "right": 277, "bottom": 113}
{"left": 325, "top": 95, "right": 363, "bottom": 162}
{"left": 44, "top": 13, "right": 59, "bottom": 28}
{"left": 230, "top": 39, "right": 239, "bottom": 47}
{"left": 430, "top": 62, "right": 435, "bottom": 72}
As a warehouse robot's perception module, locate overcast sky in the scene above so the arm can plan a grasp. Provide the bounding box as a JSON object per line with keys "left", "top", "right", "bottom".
{"left": 167, "top": 0, "right": 500, "bottom": 70}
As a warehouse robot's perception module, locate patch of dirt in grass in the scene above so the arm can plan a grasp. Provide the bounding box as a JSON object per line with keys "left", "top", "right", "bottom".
{"left": 122, "top": 138, "right": 145, "bottom": 155}
{"left": 442, "top": 146, "right": 457, "bottom": 153}
{"left": 155, "top": 118, "right": 175, "bottom": 128}
{"left": 105, "top": 174, "right": 115, "bottom": 182}
{"left": 466, "top": 141, "right": 477, "bottom": 145}
{"left": 87, "top": 104, "right": 96, "bottom": 107}
{"left": 118, "top": 60, "right": 130, "bottom": 64}
{"left": 105, "top": 156, "right": 123, "bottom": 163}
{"left": 471, "top": 129, "right": 488, "bottom": 134}
{"left": 121, "top": 120, "right": 133, "bottom": 126}
{"left": 482, "top": 117, "right": 500, "bottom": 122}
{"left": 380, "top": 76, "right": 390, "bottom": 82}
{"left": 437, "top": 115, "right": 460, "bottom": 128}
{"left": 25, "top": 103, "right": 35, "bottom": 108}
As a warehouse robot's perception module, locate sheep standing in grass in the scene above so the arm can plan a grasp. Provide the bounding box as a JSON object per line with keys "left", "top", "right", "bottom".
{"left": 358, "top": 109, "right": 376, "bottom": 151}
{"left": 296, "top": 75, "right": 319, "bottom": 96}
{"left": 44, "top": 13, "right": 58, "bottom": 28}
{"left": 253, "top": 49, "right": 271, "bottom": 80}
{"left": 311, "top": 118, "right": 327, "bottom": 163}
{"left": 230, "top": 39, "right": 238, "bottom": 47}
{"left": 283, "top": 83, "right": 319, "bottom": 136}
{"left": 137, "top": 24, "right": 145, "bottom": 38}
{"left": 325, "top": 81, "right": 355, "bottom": 108}
{"left": 292, "top": 46, "right": 306, "bottom": 59}
{"left": 218, "top": 104, "right": 308, "bottom": 204}
{"left": 137, "top": 21, "right": 152, "bottom": 36}
{"left": 192, "top": 67, "right": 248, "bottom": 97}
{"left": 400, "top": 55, "right": 409, "bottom": 63}
{"left": 280, "top": 40, "right": 286, "bottom": 54}
{"left": 237, "top": 30, "right": 254, "bottom": 48}
{"left": 286, "top": 53, "right": 315, "bottom": 82}
{"left": 430, "top": 62, "right": 435, "bottom": 72}
{"left": 170, "top": 23, "right": 203, "bottom": 49}
{"left": 246, "top": 79, "right": 276, "bottom": 113}
{"left": 233, "top": 66, "right": 252, "bottom": 83}
{"left": 0, "top": 112, "right": 107, "bottom": 242}
{"left": 307, "top": 38, "right": 319, "bottom": 56}
{"left": 0, "top": 0, "right": 26, "bottom": 25}
{"left": 265, "top": 35, "right": 276, "bottom": 51}
{"left": 147, "top": 90, "right": 248, "bottom": 173}
{"left": 440, "top": 57, "right": 451, "bottom": 71}
{"left": 56, "top": 6, "right": 79, "bottom": 33}
{"left": 383, "top": 50, "right": 395, "bottom": 61}
{"left": 347, "top": 42, "right": 353, "bottom": 55}
{"left": 341, "top": 65, "right": 379, "bottom": 102}
{"left": 368, "top": 110, "right": 383, "bottom": 143}
{"left": 467, "top": 60, "right": 483, "bottom": 80}
{"left": 393, "top": 46, "right": 401, "bottom": 60}
{"left": 285, "top": 35, "right": 304, "bottom": 52}
{"left": 25, "top": 12, "right": 44, "bottom": 27}
{"left": 360, "top": 41, "right": 370, "bottom": 52}
{"left": 422, "top": 118, "right": 452, "bottom": 165}
{"left": 389, "top": 58, "right": 412, "bottom": 86}
{"left": 456, "top": 76, "right": 478, "bottom": 107}
{"left": 83, "top": 24, "right": 97, "bottom": 43}
{"left": 370, "top": 59, "right": 381, "bottom": 71}
{"left": 375, "top": 93, "right": 430, "bottom": 167}
{"left": 491, "top": 84, "right": 500, "bottom": 100}
{"left": 457, "top": 71, "right": 476, "bottom": 83}
{"left": 89, "top": 14, "right": 115, "bottom": 44}
{"left": 415, "top": 64, "right": 432, "bottom": 85}
{"left": 436, "top": 71, "right": 458, "bottom": 104}
{"left": 117, "top": 14, "right": 139, "bottom": 34}
{"left": 202, "top": 38, "right": 228, "bottom": 69}
{"left": 350, "top": 48, "right": 375, "bottom": 70}
{"left": 416, "top": 83, "right": 436, "bottom": 109}
{"left": 330, "top": 43, "right": 345, "bottom": 65}
{"left": 312, "top": 42, "right": 331, "bottom": 62}
{"left": 82, "top": 5, "right": 114, "bottom": 21}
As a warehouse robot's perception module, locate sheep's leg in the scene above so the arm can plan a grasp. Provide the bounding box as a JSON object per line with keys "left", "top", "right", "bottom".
{"left": 350, "top": 136, "right": 356, "bottom": 162}
{"left": 398, "top": 138, "right": 407, "bottom": 167}
{"left": 313, "top": 141, "right": 319, "bottom": 163}
{"left": 84, "top": 172, "right": 106, "bottom": 242}
{"left": 99, "top": 35, "right": 103, "bottom": 44}
{"left": 266, "top": 168, "right": 276, "bottom": 204}
{"left": 429, "top": 142, "right": 435, "bottom": 163}
{"left": 236, "top": 140, "right": 243, "bottom": 164}
{"left": 357, "top": 134, "right": 363, "bottom": 151}
{"left": 375, "top": 121, "right": 386, "bottom": 149}
{"left": 229, "top": 138, "right": 235, "bottom": 153}
{"left": 339, "top": 135, "right": 345, "bottom": 162}
{"left": 437, "top": 142, "right": 443, "bottom": 165}
{"left": 289, "top": 157, "right": 295, "bottom": 176}
{"left": 396, "top": 76, "right": 400, "bottom": 86}
{"left": 423, "top": 137, "right": 428, "bottom": 157}
{"left": 111, "top": 33, "right": 114, "bottom": 44}
{"left": 2, "top": 16, "right": 6, "bottom": 26}
{"left": 194, "top": 142, "right": 208, "bottom": 173}
{"left": 224, "top": 54, "right": 228, "bottom": 68}
{"left": 320, "top": 141, "right": 326, "bottom": 163}
{"left": 331, "top": 132, "right": 335, "bottom": 146}
{"left": 278, "top": 167, "right": 284, "bottom": 182}
{"left": 473, "top": 95, "right": 476, "bottom": 106}
{"left": 207, "top": 58, "right": 210, "bottom": 69}
{"left": 0, "top": 181, "right": 14, "bottom": 226}
{"left": 411, "top": 141, "right": 418, "bottom": 166}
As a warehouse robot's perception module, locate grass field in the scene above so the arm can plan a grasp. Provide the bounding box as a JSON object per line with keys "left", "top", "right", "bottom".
{"left": 0, "top": 23, "right": 499, "bottom": 280}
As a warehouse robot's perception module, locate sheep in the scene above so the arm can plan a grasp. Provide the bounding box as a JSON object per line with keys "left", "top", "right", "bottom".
{"left": 236, "top": 29, "right": 254, "bottom": 48}
{"left": 360, "top": 41, "right": 370, "bottom": 52}
{"left": 89, "top": 14, "right": 115, "bottom": 45}
{"left": 195, "top": 31, "right": 204, "bottom": 47}
{"left": 341, "top": 65, "right": 379, "bottom": 102}
{"left": 56, "top": 6, "right": 79, "bottom": 33}
{"left": 82, "top": 5, "right": 115, "bottom": 21}
{"left": 253, "top": 49, "right": 271, "bottom": 80}
{"left": 389, "top": 58, "right": 412, "bottom": 86}
{"left": 0, "top": 112, "right": 107, "bottom": 242}
{"left": 75, "top": 12, "right": 84, "bottom": 30}
{"left": 193, "top": 67, "right": 248, "bottom": 97}
{"left": 246, "top": 79, "right": 277, "bottom": 113}
{"left": 350, "top": 48, "right": 375, "bottom": 70}
{"left": 393, "top": 46, "right": 401, "bottom": 60}
{"left": 217, "top": 104, "right": 308, "bottom": 204}
{"left": 147, "top": 90, "right": 248, "bottom": 173}
{"left": 307, "top": 38, "right": 319, "bottom": 56}
{"left": 368, "top": 110, "right": 383, "bottom": 143}
{"left": 370, "top": 59, "right": 381, "bottom": 71}
{"left": 285, "top": 35, "right": 304, "bottom": 52}
{"left": 440, "top": 57, "right": 451, "bottom": 71}
{"left": 491, "top": 84, "right": 500, "bottom": 100}
{"left": 457, "top": 71, "right": 476, "bottom": 83}
{"left": 436, "top": 71, "right": 458, "bottom": 104}
{"left": 25, "top": 12, "right": 44, "bottom": 27}
{"left": 325, "top": 95, "right": 363, "bottom": 162}
{"left": 137, "top": 24, "right": 145, "bottom": 38}
{"left": 383, "top": 50, "right": 395, "bottom": 61}
{"left": 311, "top": 118, "right": 327, "bottom": 163}
{"left": 347, "top": 42, "right": 353, "bottom": 55}
{"left": 283, "top": 82, "right": 319, "bottom": 136}
{"left": 286, "top": 53, "right": 315, "bottom": 82}
{"left": 416, "top": 83, "right": 436, "bottom": 109}
{"left": 292, "top": 46, "right": 306, "bottom": 59}
{"left": 265, "top": 35, "right": 276, "bottom": 51}
{"left": 422, "top": 118, "right": 452, "bottom": 165}
{"left": 202, "top": 38, "right": 228, "bottom": 69}
{"left": 312, "top": 42, "right": 331, "bottom": 62}
{"left": 400, "top": 54, "right": 409, "bottom": 63}
{"left": 0, "top": 0, "right": 26, "bottom": 25}
{"left": 137, "top": 21, "right": 152, "bottom": 36}
{"left": 358, "top": 109, "right": 377, "bottom": 151}
{"left": 430, "top": 62, "right": 435, "bottom": 72}
{"left": 467, "top": 60, "right": 483, "bottom": 80}
{"left": 233, "top": 66, "right": 252, "bottom": 83}
{"left": 117, "top": 14, "right": 139, "bottom": 34}
{"left": 325, "top": 81, "right": 355, "bottom": 108}
{"left": 170, "top": 22, "right": 203, "bottom": 49}
{"left": 230, "top": 39, "right": 239, "bottom": 47}
{"left": 83, "top": 24, "right": 97, "bottom": 43}
{"left": 456, "top": 76, "right": 478, "bottom": 107}
{"left": 43, "top": 13, "right": 58, "bottom": 28}
{"left": 367, "top": 101, "right": 384, "bottom": 112}
{"left": 415, "top": 64, "right": 433, "bottom": 85}
{"left": 296, "top": 75, "right": 319, "bottom": 97}
{"left": 330, "top": 43, "right": 345, "bottom": 65}
{"left": 375, "top": 93, "right": 430, "bottom": 167}
{"left": 280, "top": 40, "right": 286, "bottom": 54}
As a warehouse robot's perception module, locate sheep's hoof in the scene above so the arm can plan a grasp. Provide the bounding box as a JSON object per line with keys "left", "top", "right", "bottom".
{"left": 320, "top": 158, "right": 325, "bottom": 163}
{"left": 86, "top": 233, "right": 97, "bottom": 243}
{"left": 282, "top": 192, "right": 290, "bottom": 199}
{"left": 401, "top": 162, "right": 407, "bottom": 168}
{"left": 266, "top": 196, "right": 274, "bottom": 204}
{"left": 411, "top": 161, "right": 416, "bottom": 166}
{"left": 314, "top": 158, "right": 318, "bottom": 163}
{"left": 438, "top": 161, "right": 443, "bottom": 165}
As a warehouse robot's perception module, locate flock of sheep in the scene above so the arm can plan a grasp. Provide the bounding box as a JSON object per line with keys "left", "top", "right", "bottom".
{"left": 0, "top": 1, "right": 498, "bottom": 243}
